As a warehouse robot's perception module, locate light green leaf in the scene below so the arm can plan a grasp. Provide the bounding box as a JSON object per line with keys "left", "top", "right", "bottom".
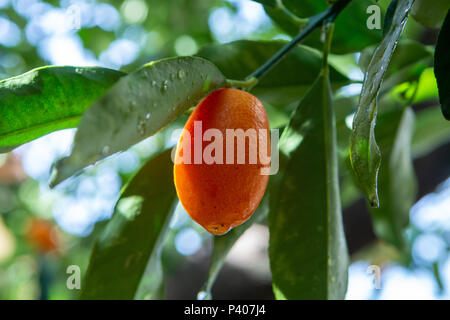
{"left": 197, "top": 40, "right": 349, "bottom": 106}
{"left": 50, "top": 57, "right": 226, "bottom": 187}
{"left": 369, "top": 107, "right": 416, "bottom": 250}
{"left": 79, "top": 150, "right": 176, "bottom": 300}
{"left": 0, "top": 66, "right": 124, "bottom": 153}
{"left": 350, "top": 0, "right": 414, "bottom": 207}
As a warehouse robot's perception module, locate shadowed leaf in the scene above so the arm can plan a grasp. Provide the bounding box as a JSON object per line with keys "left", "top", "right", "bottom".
{"left": 79, "top": 150, "right": 176, "bottom": 300}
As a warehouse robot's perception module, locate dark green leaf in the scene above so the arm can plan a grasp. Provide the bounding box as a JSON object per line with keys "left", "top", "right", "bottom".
{"left": 411, "top": 0, "right": 450, "bottom": 28}
{"left": 434, "top": 9, "right": 450, "bottom": 120}
{"left": 350, "top": 0, "right": 414, "bottom": 207}
{"left": 269, "top": 69, "right": 348, "bottom": 299}
{"left": 383, "top": 0, "right": 398, "bottom": 37}
{"left": 0, "top": 66, "right": 124, "bottom": 153}
{"left": 50, "top": 57, "right": 226, "bottom": 187}
{"left": 79, "top": 150, "right": 176, "bottom": 299}
{"left": 197, "top": 40, "right": 349, "bottom": 106}
{"left": 258, "top": 0, "right": 383, "bottom": 53}
{"left": 369, "top": 107, "right": 416, "bottom": 250}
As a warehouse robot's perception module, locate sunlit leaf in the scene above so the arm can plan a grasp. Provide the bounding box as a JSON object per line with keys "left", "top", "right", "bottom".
{"left": 50, "top": 57, "right": 226, "bottom": 187}
{"left": 80, "top": 150, "right": 176, "bottom": 299}
{"left": 369, "top": 107, "right": 416, "bottom": 250}
{"left": 434, "top": 9, "right": 450, "bottom": 120}
{"left": 0, "top": 66, "right": 125, "bottom": 153}
{"left": 350, "top": 0, "right": 414, "bottom": 207}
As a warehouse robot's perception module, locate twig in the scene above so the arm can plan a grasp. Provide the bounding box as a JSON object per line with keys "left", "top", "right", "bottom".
{"left": 247, "top": 0, "right": 352, "bottom": 88}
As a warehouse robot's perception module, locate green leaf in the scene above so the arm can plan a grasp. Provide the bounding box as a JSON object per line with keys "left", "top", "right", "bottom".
{"left": 411, "top": 0, "right": 450, "bottom": 28}
{"left": 412, "top": 105, "right": 450, "bottom": 158}
{"left": 359, "top": 40, "right": 432, "bottom": 91}
{"left": 383, "top": 0, "right": 398, "bottom": 37}
{"left": 369, "top": 107, "right": 416, "bottom": 250}
{"left": 197, "top": 40, "right": 349, "bottom": 106}
{"left": 258, "top": 0, "right": 383, "bottom": 53}
{"left": 50, "top": 57, "right": 226, "bottom": 187}
{"left": 0, "top": 66, "right": 125, "bottom": 153}
{"left": 79, "top": 150, "right": 176, "bottom": 300}
{"left": 434, "top": 9, "right": 450, "bottom": 120}
{"left": 269, "top": 48, "right": 348, "bottom": 299}
{"left": 350, "top": 0, "right": 414, "bottom": 207}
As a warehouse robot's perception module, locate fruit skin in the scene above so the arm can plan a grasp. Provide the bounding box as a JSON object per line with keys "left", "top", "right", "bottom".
{"left": 174, "top": 88, "right": 270, "bottom": 235}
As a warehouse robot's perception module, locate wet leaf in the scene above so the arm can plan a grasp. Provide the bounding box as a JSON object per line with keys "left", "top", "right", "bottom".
{"left": 434, "top": 9, "right": 450, "bottom": 120}
{"left": 50, "top": 57, "right": 226, "bottom": 187}
{"left": 350, "top": 0, "right": 414, "bottom": 207}
{"left": 0, "top": 66, "right": 124, "bottom": 153}
{"left": 80, "top": 150, "right": 176, "bottom": 299}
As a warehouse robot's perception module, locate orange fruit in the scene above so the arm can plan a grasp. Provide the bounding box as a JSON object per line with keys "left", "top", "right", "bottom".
{"left": 174, "top": 88, "right": 270, "bottom": 235}
{"left": 26, "top": 218, "right": 59, "bottom": 253}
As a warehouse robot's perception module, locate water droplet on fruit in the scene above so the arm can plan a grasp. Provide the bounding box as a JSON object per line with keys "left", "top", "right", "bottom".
{"left": 177, "top": 69, "right": 185, "bottom": 79}
{"left": 145, "top": 113, "right": 151, "bottom": 119}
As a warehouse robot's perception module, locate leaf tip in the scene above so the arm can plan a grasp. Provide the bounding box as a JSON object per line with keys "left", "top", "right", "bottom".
{"left": 368, "top": 193, "right": 380, "bottom": 208}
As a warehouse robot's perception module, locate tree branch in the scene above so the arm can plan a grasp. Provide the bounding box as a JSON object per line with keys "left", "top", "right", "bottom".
{"left": 247, "top": 0, "right": 352, "bottom": 86}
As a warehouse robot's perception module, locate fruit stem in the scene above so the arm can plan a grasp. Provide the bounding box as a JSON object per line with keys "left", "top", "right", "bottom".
{"left": 225, "top": 77, "right": 258, "bottom": 90}
{"left": 246, "top": 0, "right": 352, "bottom": 88}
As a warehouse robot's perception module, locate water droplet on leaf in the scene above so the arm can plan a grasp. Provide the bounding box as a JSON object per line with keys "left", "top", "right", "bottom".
{"left": 102, "top": 145, "right": 110, "bottom": 155}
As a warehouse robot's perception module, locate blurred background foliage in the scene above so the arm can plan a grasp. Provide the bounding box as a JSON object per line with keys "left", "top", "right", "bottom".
{"left": 0, "top": 0, "right": 449, "bottom": 299}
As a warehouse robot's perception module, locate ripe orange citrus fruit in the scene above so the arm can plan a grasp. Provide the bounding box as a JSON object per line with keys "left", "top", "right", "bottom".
{"left": 174, "top": 88, "right": 270, "bottom": 235}
{"left": 26, "top": 218, "right": 59, "bottom": 253}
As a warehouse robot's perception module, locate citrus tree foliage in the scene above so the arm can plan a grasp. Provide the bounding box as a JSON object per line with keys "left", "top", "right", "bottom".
{"left": 0, "top": 0, "right": 449, "bottom": 300}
